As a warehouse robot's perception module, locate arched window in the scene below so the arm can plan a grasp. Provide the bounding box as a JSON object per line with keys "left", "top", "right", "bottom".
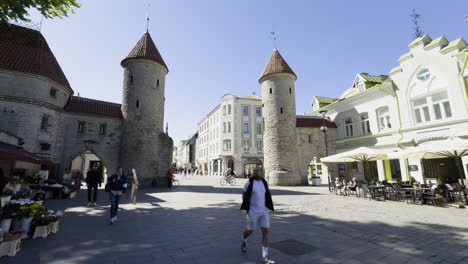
{"left": 417, "top": 69, "right": 430, "bottom": 81}
{"left": 344, "top": 117, "right": 353, "bottom": 137}
{"left": 377, "top": 107, "right": 391, "bottom": 130}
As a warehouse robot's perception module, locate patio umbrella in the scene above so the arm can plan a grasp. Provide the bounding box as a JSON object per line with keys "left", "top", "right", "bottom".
{"left": 388, "top": 137, "right": 468, "bottom": 203}
{"left": 321, "top": 147, "right": 393, "bottom": 182}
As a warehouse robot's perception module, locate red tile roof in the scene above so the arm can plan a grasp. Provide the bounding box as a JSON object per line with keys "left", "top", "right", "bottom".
{"left": 0, "top": 24, "right": 71, "bottom": 89}
{"left": 259, "top": 49, "right": 296, "bottom": 82}
{"left": 296, "top": 116, "right": 337, "bottom": 128}
{"left": 121, "top": 32, "right": 168, "bottom": 72}
{"left": 64, "top": 96, "right": 122, "bottom": 118}
{"left": 0, "top": 141, "right": 52, "bottom": 164}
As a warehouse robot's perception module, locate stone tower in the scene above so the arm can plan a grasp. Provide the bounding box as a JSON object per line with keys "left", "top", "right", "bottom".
{"left": 259, "top": 49, "right": 301, "bottom": 186}
{"left": 120, "top": 32, "right": 169, "bottom": 187}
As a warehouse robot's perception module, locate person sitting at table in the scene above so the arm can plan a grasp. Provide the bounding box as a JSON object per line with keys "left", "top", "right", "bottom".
{"left": 334, "top": 177, "right": 344, "bottom": 194}
{"left": 346, "top": 178, "right": 358, "bottom": 191}
{"left": 434, "top": 178, "right": 448, "bottom": 199}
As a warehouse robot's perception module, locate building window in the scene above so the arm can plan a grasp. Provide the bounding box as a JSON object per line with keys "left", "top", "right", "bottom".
{"left": 417, "top": 69, "right": 430, "bottom": 81}
{"left": 257, "top": 139, "right": 263, "bottom": 151}
{"left": 228, "top": 122, "right": 231, "bottom": 133}
{"left": 357, "top": 82, "right": 365, "bottom": 91}
{"left": 40, "top": 143, "right": 51, "bottom": 151}
{"left": 223, "top": 140, "right": 232, "bottom": 151}
{"left": 136, "top": 100, "right": 140, "bottom": 108}
{"left": 412, "top": 91, "right": 452, "bottom": 123}
{"left": 269, "top": 88, "right": 272, "bottom": 94}
{"left": 289, "top": 87, "right": 292, "bottom": 94}
{"left": 344, "top": 117, "right": 353, "bottom": 137}
{"left": 50, "top": 88, "right": 57, "bottom": 97}
{"left": 360, "top": 113, "right": 371, "bottom": 134}
{"left": 99, "top": 124, "right": 107, "bottom": 135}
{"left": 129, "top": 75, "right": 134, "bottom": 84}
{"left": 157, "top": 79, "right": 160, "bottom": 87}
{"left": 223, "top": 122, "right": 226, "bottom": 133}
{"left": 377, "top": 107, "right": 392, "bottom": 130}
{"left": 40, "top": 116, "right": 49, "bottom": 130}
{"left": 256, "top": 106, "right": 262, "bottom": 117}
{"left": 243, "top": 123, "right": 249, "bottom": 133}
{"left": 280, "top": 107, "right": 283, "bottom": 114}
{"left": 223, "top": 105, "right": 226, "bottom": 115}
{"left": 228, "top": 104, "right": 232, "bottom": 114}
{"left": 77, "top": 121, "right": 85, "bottom": 133}
{"left": 243, "top": 139, "right": 250, "bottom": 150}
{"left": 243, "top": 105, "right": 249, "bottom": 116}
{"left": 256, "top": 123, "right": 262, "bottom": 134}
{"left": 308, "top": 135, "right": 312, "bottom": 144}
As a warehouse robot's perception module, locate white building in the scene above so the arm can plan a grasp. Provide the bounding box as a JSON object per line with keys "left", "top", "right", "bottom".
{"left": 174, "top": 140, "right": 190, "bottom": 169}
{"left": 195, "top": 93, "right": 264, "bottom": 176}
{"left": 310, "top": 35, "right": 468, "bottom": 184}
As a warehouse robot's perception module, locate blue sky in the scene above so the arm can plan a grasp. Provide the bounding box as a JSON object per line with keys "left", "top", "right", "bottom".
{"left": 33, "top": 0, "right": 468, "bottom": 143}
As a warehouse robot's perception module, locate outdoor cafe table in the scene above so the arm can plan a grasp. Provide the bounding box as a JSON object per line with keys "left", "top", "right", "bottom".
{"left": 368, "top": 185, "right": 387, "bottom": 200}
{"left": 401, "top": 187, "right": 432, "bottom": 203}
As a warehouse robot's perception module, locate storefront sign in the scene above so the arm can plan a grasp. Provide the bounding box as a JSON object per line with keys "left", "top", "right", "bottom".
{"left": 408, "top": 165, "right": 418, "bottom": 171}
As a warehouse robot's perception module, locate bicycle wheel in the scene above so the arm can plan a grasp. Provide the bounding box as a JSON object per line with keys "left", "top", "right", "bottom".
{"left": 220, "top": 178, "right": 227, "bottom": 186}
{"left": 173, "top": 180, "right": 180, "bottom": 187}
{"left": 228, "top": 177, "right": 236, "bottom": 186}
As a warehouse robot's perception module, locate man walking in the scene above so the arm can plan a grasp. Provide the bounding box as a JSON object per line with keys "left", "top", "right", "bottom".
{"left": 86, "top": 165, "right": 102, "bottom": 206}
{"left": 240, "top": 168, "right": 275, "bottom": 264}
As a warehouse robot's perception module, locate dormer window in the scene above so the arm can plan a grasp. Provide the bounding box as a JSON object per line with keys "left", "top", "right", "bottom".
{"left": 417, "top": 69, "right": 430, "bottom": 81}
{"left": 357, "top": 82, "right": 365, "bottom": 91}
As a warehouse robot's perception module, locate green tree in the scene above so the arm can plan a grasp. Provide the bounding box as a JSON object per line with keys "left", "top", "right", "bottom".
{"left": 0, "top": 0, "right": 81, "bottom": 24}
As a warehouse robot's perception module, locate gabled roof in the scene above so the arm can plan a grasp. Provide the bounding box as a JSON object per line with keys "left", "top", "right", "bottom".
{"left": 259, "top": 49, "right": 296, "bottom": 82}
{"left": 64, "top": 96, "right": 122, "bottom": 118}
{"left": 296, "top": 116, "right": 337, "bottom": 128}
{"left": 0, "top": 141, "right": 52, "bottom": 164}
{"left": 121, "top": 32, "right": 168, "bottom": 72}
{"left": 314, "top": 96, "right": 338, "bottom": 104}
{"left": 0, "top": 24, "right": 71, "bottom": 89}
{"left": 358, "top": 73, "right": 389, "bottom": 84}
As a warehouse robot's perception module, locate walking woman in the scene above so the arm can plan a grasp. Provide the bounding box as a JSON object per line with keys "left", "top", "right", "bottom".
{"left": 107, "top": 167, "right": 128, "bottom": 224}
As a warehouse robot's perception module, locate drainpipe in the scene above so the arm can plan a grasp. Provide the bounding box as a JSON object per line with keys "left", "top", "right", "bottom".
{"left": 458, "top": 49, "right": 468, "bottom": 111}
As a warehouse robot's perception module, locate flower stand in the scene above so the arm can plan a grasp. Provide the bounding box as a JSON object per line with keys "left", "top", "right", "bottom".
{"left": 0, "top": 233, "right": 23, "bottom": 257}
{"left": 34, "top": 200, "right": 44, "bottom": 205}
{"left": 10, "top": 218, "right": 22, "bottom": 232}
{"left": 1, "top": 219, "right": 12, "bottom": 233}
{"left": 48, "top": 221, "right": 59, "bottom": 234}
{"left": 69, "top": 191, "right": 77, "bottom": 199}
{"left": 32, "top": 225, "right": 50, "bottom": 239}
{"left": 20, "top": 217, "right": 33, "bottom": 239}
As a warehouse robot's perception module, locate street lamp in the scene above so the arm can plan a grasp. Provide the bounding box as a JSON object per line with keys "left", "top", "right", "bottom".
{"left": 319, "top": 109, "right": 332, "bottom": 192}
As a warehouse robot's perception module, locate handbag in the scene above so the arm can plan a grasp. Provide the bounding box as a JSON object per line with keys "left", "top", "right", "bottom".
{"left": 105, "top": 182, "right": 111, "bottom": 192}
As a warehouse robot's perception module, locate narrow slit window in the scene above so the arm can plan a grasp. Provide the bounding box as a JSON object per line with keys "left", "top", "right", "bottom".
{"left": 129, "top": 76, "right": 134, "bottom": 85}
{"left": 269, "top": 88, "right": 272, "bottom": 94}
{"left": 136, "top": 100, "right": 140, "bottom": 108}
{"left": 280, "top": 107, "right": 283, "bottom": 114}
{"left": 157, "top": 79, "right": 160, "bottom": 87}
{"left": 289, "top": 88, "right": 292, "bottom": 94}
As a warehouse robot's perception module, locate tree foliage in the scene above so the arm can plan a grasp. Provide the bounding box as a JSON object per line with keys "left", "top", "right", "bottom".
{"left": 0, "top": 0, "right": 81, "bottom": 24}
{"left": 410, "top": 8, "right": 424, "bottom": 39}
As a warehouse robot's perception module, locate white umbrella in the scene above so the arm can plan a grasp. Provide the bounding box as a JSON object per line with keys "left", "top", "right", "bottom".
{"left": 321, "top": 147, "right": 394, "bottom": 182}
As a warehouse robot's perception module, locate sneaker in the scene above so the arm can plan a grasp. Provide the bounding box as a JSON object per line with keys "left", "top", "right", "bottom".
{"left": 263, "top": 256, "right": 275, "bottom": 264}
{"left": 113, "top": 216, "right": 117, "bottom": 222}
{"left": 87, "top": 202, "right": 92, "bottom": 206}
{"left": 109, "top": 219, "right": 114, "bottom": 225}
{"left": 240, "top": 239, "right": 246, "bottom": 253}
{"left": 92, "top": 202, "right": 97, "bottom": 207}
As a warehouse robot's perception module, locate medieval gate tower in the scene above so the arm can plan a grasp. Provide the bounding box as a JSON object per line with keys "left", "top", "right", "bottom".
{"left": 120, "top": 32, "right": 169, "bottom": 186}
{"left": 259, "top": 49, "right": 301, "bottom": 186}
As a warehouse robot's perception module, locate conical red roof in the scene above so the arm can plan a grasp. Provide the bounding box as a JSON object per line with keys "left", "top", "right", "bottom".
{"left": 121, "top": 32, "right": 168, "bottom": 72}
{"left": 0, "top": 24, "right": 71, "bottom": 89}
{"left": 259, "top": 49, "right": 296, "bottom": 82}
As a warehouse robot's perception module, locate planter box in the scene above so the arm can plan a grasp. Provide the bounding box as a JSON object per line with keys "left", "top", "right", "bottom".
{"left": 0, "top": 195, "right": 11, "bottom": 206}
{"left": 33, "top": 225, "right": 50, "bottom": 239}
{"left": 0, "top": 239, "right": 21, "bottom": 257}
{"left": 69, "top": 191, "right": 77, "bottom": 199}
{"left": 49, "top": 221, "right": 59, "bottom": 234}
{"left": 1, "top": 219, "right": 12, "bottom": 233}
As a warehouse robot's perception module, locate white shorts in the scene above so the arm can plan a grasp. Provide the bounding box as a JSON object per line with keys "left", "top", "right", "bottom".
{"left": 246, "top": 211, "right": 270, "bottom": 230}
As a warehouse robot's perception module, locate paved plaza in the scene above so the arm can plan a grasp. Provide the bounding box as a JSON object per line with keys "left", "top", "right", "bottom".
{"left": 3, "top": 175, "right": 468, "bottom": 264}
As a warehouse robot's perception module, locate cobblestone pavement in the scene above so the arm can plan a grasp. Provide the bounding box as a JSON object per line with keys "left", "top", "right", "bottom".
{"left": 3, "top": 175, "right": 468, "bottom": 264}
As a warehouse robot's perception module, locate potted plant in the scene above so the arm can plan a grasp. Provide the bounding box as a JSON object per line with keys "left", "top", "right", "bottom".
{"left": 19, "top": 203, "right": 45, "bottom": 238}
{"left": 0, "top": 205, "right": 17, "bottom": 232}
{"left": 6, "top": 204, "right": 22, "bottom": 232}
{"left": 0, "top": 188, "right": 14, "bottom": 206}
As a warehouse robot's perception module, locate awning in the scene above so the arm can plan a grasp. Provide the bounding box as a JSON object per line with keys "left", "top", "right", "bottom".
{"left": 0, "top": 141, "right": 52, "bottom": 165}
{"left": 387, "top": 137, "right": 468, "bottom": 159}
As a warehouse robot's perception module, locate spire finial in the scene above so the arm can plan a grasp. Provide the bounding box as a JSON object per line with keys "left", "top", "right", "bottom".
{"left": 146, "top": 2, "right": 151, "bottom": 33}
{"left": 270, "top": 32, "right": 277, "bottom": 50}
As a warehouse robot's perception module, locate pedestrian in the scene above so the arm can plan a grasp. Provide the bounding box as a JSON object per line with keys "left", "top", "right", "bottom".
{"left": 71, "top": 169, "right": 84, "bottom": 193}
{"left": 107, "top": 167, "right": 128, "bottom": 224}
{"left": 86, "top": 166, "right": 102, "bottom": 206}
{"left": 240, "top": 167, "right": 275, "bottom": 264}
{"left": 130, "top": 168, "right": 139, "bottom": 205}
{"left": 167, "top": 168, "right": 175, "bottom": 188}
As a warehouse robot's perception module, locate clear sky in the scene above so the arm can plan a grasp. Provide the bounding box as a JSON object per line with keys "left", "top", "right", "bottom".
{"left": 33, "top": 0, "right": 468, "bottom": 144}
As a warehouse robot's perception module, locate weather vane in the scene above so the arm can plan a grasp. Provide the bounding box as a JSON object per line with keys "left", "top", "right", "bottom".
{"left": 146, "top": 2, "right": 151, "bottom": 33}
{"left": 270, "top": 32, "right": 277, "bottom": 50}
